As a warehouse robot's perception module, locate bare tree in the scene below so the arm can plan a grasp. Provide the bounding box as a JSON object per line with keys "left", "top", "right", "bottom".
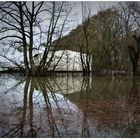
{"left": 117, "top": 2, "right": 140, "bottom": 75}
{"left": 0, "top": 1, "right": 71, "bottom": 76}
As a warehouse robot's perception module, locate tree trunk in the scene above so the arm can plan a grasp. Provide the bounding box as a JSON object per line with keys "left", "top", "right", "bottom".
{"left": 128, "top": 35, "right": 140, "bottom": 76}
{"left": 19, "top": 2, "right": 30, "bottom": 76}
{"left": 29, "top": 2, "right": 36, "bottom": 76}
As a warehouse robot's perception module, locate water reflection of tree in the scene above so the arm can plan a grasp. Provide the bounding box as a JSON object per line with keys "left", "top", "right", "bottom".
{"left": 128, "top": 79, "right": 140, "bottom": 116}
{"left": 65, "top": 76, "right": 139, "bottom": 137}
{"left": 38, "top": 78, "right": 63, "bottom": 137}
{"left": 80, "top": 76, "right": 90, "bottom": 137}
{"left": 1, "top": 74, "right": 139, "bottom": 138}
{"left": 121, "top": 78, "right": 140, "bottom": 138}
{"left": 1, "top": 78, "right": 35, "bottom": 137}
{"left": 0, "top": 77, "right": 24, "bottom": 98}
{"left": 1, "top": 76, "right": 74, "bottom": 137}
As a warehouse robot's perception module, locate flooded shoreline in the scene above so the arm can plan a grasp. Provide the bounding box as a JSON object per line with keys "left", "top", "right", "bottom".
{"left": 0, "top": 73, "right": 139, "bottom": 138}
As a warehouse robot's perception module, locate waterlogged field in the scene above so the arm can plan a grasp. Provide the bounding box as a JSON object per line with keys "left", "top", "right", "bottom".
{"left": 0, "top": 73, "right": 139, "bottom": 138}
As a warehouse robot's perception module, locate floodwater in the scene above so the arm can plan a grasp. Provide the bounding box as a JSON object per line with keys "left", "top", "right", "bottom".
{"left": 0, "top": 73, "right": 139, "bottom": 138}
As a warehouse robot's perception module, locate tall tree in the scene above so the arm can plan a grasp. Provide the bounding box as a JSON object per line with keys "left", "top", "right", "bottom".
{"left": 0, "top": 1, "right": 70, "bottom": 76}
{"left": 117, "top": 2, "right": 140, "bottom": 75}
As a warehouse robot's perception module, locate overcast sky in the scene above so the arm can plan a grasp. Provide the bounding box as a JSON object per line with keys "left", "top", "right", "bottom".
{"left": 67, "top": 1, "right": 119, "bottom": 30}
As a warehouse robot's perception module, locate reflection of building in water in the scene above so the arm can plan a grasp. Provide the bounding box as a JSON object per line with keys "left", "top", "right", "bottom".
{"left": 35, "top": 74, "right": 91, "bottom": 95}
{"left": 0, "top": 76, "right": 83, "bottom": 137}
{"left": 0, "top": 75, "right": 139, "bottom": 137}
{"left": 64, "top": 77, "right": 139, "bottom": 137}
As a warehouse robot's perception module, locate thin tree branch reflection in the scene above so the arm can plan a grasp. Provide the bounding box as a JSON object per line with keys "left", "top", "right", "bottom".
{"left": 0, "top": 78, "right": 24, "bottom": 97}
{"left": 38, "top": 78, "right": 61, "bottom": 137}
{"left": 81, "top": 77, "right": 90, "bottom": 137}
{"left": 19, "top": 78, "right": 29, "bottom": 137}
{"left": 27, "top": 78, "right": 37, "bottom": 137}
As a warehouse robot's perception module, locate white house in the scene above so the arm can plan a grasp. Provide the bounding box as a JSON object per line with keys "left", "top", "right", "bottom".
{"left": 33, "top": 50, "right": 83, "bottom": 71}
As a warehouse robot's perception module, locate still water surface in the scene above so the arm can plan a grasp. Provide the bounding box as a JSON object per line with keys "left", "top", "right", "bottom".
{"left": 0, "top": 73, "right": 139, "bottom": 138}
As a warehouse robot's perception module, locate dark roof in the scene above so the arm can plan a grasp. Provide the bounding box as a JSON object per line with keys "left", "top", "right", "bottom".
{"left": 33, "top": 53, "right": 42, "bottom": 58}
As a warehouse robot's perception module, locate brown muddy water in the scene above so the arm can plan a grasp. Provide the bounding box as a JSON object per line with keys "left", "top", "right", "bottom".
{"left": 0, "top": 73, "right": 139, "bottom": 138}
